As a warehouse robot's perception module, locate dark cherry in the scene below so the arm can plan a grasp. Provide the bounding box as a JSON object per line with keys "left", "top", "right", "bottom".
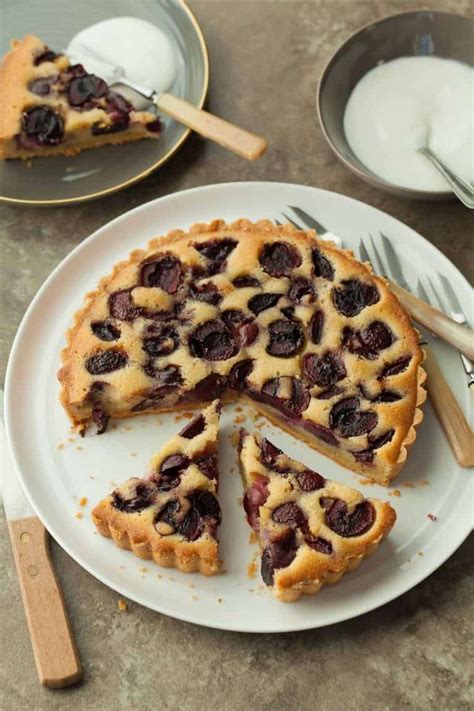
{"left": 333, "top": 279, "right": 380, "bottom": 317}
{"left": 68, "top": 73, "right": 107, "bottom": 106}
{"left": 195, "top": 454, "right": 219, "bottom": 481}
{"left": 156, "top": 474, "right": 181, "bottom": 492}
{"left": 145, "top": 364, "right": 183, "bottom": 387}
{"left": 140, "top": 255, "right": 184, "bottom": 294}
{"left": 329, "top": 397, "right": 378, "bottom": 438}
{"left": 343, "top": 322, "right": 394, "bottom": 359}
{"left": 91, "top": 115, "right": 129, "bottom": 135}
{"left": 303, "top": 420, "right": 339, "bottom": 447}
{"left": 28, "top": 76, "right": 56, "bottom": 96}
{"left": 266, "top": 319, "right": 304, "bottom": 357}
{"left": 260, "top": 377, "right": 310, "bottom": 418}
{"left": 177, "top": 507, "right": 204, "bottom": 541}
{"left": 194, "top": 238, "right": 237, "bottom": 264}
{"left": 287, "top": 277, "right": 315, "bottom": 303}
{"left": 221, "top": 309, "right": 247, "bottom": 328}
{"left": 143, "top": 326, "right": 179, "bottom": 357}
{"left": 296, "top": 470, "right": 326, "bottom": 492}
{"left": 314, "top": 385, "right": 344, "bottom": 400}
{"left": 108, "top": 289, "right": 141, "bottom": 321}
{"left": 280, "top": 306, "right": 295, "bottom": 320}
{"left": 369, "top": 429, "right": 395, "bottom": 449}
{"left": 309, "top": 310, "right": 324, "bottom": 344}
{"left": 243, "top": 475, "right": 269, "bottom": 530}
{"left": 106, "top": 91, "right": 132, "bottom": 114}
{"left": 303, "top": 351, "right": 346, "bottom": 387}
{"left": 305, "top": 535, "right": 333, "bottom": 555}
{"left": 272, "top": 502, "right": 306, "bottom": 528}
{"left": 145, "top": 118, "right": 162, "bottom": 133}
{"left": 379, "top": 356, "right": 412, "bottom": 379}
{"left": 85, "top": 350, "right": 128, "bottom": 375}
{"left": 352, "top": 450, "right": 375, "bottom": 465}
{"left": 259, "top": 242, "right": 302, "bottom": 278}
{"left": 260, "top": 438, "right": 284, "bottom": 467}
{"left": 155, "top": 499, "right": 183, "bottom": 528}
{"left": 248, "top": 293, "right": 281, "bottom": 315}
{"left": 239, "top": 322, "right": 259, "bottom": 347}
{"left": 324, "top": 498, "right": 375, "bottom": 537}
{"left": 180, "top": 414, "right": 206, "bottom": 439}
{"left": 220, "top": 310, "right": 258, "bottom": 347}
{"left": 359, "top": 384, "right": 402, "bottom": 403}
{"left": 189, "top": 373, "right": 228, "bottom": 401}
{"left": 312, "top": 248, "right": 335, "bottom": 280}
{"left": 189, "top": 320, "right": 237, "bottom": 361}
{"left": 261, "top": 530, "right": 297, "bottom": 585}
{"left": 21, "top": 106, "right": 64, "bottom": 145}
{"left": 160, "top": 454, "right": 189, "bottom": 477}
{"left": 232, "top": 275, "right": 260, "bottom": 288}
{"left": 91, "top": 320, "right": 121, "bottom": 342}
{"left": 34, "top": 48, "right": 60, "bottom": 65}
{"left": 92, "top": 405, "right": 109, "bottom": 435}
{"left": 113, "top": 482, "right": 154, "bottom": 513}
{"left": 189, "top": 281, "right": 222, "bottom": 305}
{"left": 194, "top": 491, "right": 222, "bottom": 525}
{"left": 229, "top": 359, "right": 253, "bottom": 390}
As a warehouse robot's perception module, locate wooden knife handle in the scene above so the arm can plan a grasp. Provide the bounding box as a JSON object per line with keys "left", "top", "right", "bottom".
{"left": 389, "top": 281, "right": 474, "bottom": 361}
{"left": 156, "top": 92, "right": 268, "bottom": 160}
{"left": 424, "top": 347, "right": 474, "bottom": 468}
{"left": 7, "top": 517, "right": 82, "bottom": 688}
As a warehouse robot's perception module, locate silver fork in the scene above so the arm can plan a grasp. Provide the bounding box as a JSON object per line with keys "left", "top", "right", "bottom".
{"left": 280, "top": 206, "right": 474, "bottom": 367}
{"left": 422, "top": 274, "right": 474, "bottom": 385}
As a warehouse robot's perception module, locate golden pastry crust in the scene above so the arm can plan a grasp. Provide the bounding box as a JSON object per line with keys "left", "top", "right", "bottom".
{"left": 92, "top": 401, "right": 222, "bottom": 575}
{"left": 59, "top": 219, "right": 425, "bottom": 484}
{"left": 239, "top": 429, "right": 396, "bottom": 602}
{"left": 0, "top": 35, "right": 159, "bottom": 159}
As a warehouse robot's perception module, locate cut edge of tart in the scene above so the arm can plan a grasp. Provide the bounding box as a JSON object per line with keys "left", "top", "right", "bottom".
{"left": 238, "top": 428, "right": 397, "bottom": 602}
{"left": 0, "top": 35, "right": 161, "bottom": 160}
{"left": 59, "top": 218, "right": 426, "bottom": 485}
{"left": 92, "top": 400, "right": 222, "bottom": 575}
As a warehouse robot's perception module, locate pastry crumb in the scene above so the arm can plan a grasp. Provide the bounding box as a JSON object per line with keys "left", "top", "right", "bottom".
{"left": 217, "top": 597, "right": 223, "bottom": 603}
{"left": 89, "top": 474, "right": 95, "bottom": 480}
{"left": 75, "top": 445, "right": 83, "bottom": 451}
{"left": 129, "top": 452, "right": 137, "bottom": 457}
{"left": 57, "top": 442, "right": 64, "bottom": 450}
{"left": 418, "top": 479, "right": 429, "bottom": 487}
{"left": 249, "top": 530, "right": 258, "bottom": 544}
{"left": 235, "top": 406, "right": 243, "bottom": 413}
{"left": 79, "top": 496, "right": 88, "bottom": 507}
{"left": 402, "top": 481, "right": 415, "bottom": 488}
{"left": 234, "top": 415, "right": 246, "bottom": 424}
{"left": 427, "top": 513, "right": 437, "bottom": 522}
{"left": 229, "top": 430, "right": 240, "bottom": 446}
{"left": 117, "top": 599, "right": 128, "bottom": 612}
{"left": 68, "top": 437, "right": 75, "bottom": 444}
{"left": 390, "top": 489, "right": 401, "bottom": 497}
{"left": 138, "top": 566, "right": 148, "bottom": 574}
{"left": 183, "top": 412, "right": 194, "bottom": 419}
{"left": 123, "top": 425, "right": 134, "bottom": 431}
{"left": 247, "top": 560, "right": 257, "bottom": 579}
{"left": 191, "top": 594, "right": 199, "bottom": 602}
{"left": 418, "top": 551, "right": 424, "bottom": 556}
{"left": 187, "top": 582, "right": 196, "bottom": 589}
{"left": 75, "top": 512, "right": 83, "bottom": 519}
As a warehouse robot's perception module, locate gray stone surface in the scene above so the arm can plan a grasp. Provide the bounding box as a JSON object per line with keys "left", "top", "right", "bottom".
{"left": 0, "top": 1, "right": 472, "bottom": 709}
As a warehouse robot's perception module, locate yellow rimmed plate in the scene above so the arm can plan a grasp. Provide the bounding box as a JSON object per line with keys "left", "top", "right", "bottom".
{"left": 0, "top": 0, "right": 208, "bottom": 206}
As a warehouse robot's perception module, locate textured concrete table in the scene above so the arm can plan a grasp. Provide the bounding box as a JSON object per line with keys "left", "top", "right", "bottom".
{"left": 1, "top": 2, "right": 472, "bottom": 709}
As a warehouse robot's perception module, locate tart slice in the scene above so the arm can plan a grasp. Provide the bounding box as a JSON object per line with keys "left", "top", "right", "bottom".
{"left": 92, "top": 401, "right": 222, "bottom": 575}
{"left": 239, "top": 429, "right": 396, "bottom": 601}
{"left": 0, "top": 35, "right": 161, "bottom": 159}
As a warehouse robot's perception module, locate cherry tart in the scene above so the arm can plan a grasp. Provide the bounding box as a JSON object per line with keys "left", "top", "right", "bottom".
{"left": 92, "top": 401, "right": 222, "bottom": 575}
{"left": 0, "top": 35, "right": 161, "bottom": 160}
{"left": 239, "top": 429, "right": 396, "bottom": 602}
{"left": 59, "top": 219, "right": 425, "bottom": 485}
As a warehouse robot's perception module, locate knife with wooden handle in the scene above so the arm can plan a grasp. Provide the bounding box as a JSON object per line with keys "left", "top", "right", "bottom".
{"left": 1, "top": 396, "right": 82, "bottom": 688}
{"left": 423, "top": 347, "right": 474, "bottom": 468}
{"left": 389, "top": 281, "right": 474, "bottom": 361}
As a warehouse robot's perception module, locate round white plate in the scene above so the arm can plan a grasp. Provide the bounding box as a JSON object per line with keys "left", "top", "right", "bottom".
{"left": 5, "top": 182, "right": 473, "bottom": 633}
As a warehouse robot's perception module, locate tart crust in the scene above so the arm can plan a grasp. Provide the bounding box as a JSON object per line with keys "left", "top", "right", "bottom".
{"left": 59, "top": 219, "right": 425, "bottom": 484}
{"left": 0, "top": 35, "right": 159, "bottom": 159}
{"left": 239, "top": 429, "right": 397, "bottom": 602}
{"left": 92, "top": 401, "right": 222, "bottom": 575}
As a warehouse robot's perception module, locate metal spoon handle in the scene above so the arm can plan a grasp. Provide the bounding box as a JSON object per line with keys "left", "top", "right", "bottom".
{"left": 419, "top": 146, "right": 474, "bottom": 209}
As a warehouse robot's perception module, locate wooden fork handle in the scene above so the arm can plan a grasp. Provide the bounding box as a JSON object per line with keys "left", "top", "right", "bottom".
{"left": 389, "top": 282, "right": 474, "bottom": 361}
{"left": 423, "top": 347, "right": 474, "bottom": 467}
{"left": 156, "top": 93, "right": 267, "bottom": 160}
{"left": 7, "top": 517, "right": 82, "bottom": 688}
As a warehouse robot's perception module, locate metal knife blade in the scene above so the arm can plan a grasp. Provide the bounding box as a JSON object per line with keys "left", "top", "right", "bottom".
{"left": 0, "top": 393, "right": 35, "bottom": 521}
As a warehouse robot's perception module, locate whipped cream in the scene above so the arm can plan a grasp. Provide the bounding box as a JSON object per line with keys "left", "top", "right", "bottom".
{"left": 343, "top": 56, "right": 474, "bottom": 192}
{"left": 67, "top": 16, "right": 178, "bottom": 94}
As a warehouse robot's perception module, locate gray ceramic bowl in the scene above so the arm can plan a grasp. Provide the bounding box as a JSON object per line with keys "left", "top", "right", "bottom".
{"left": 317, "top": 11, "right": 474, "bottom": 200}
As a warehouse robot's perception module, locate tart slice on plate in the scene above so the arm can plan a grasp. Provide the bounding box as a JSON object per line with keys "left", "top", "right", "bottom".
{"left": 59, "top": 219, "right": 425, "bottom": 484}
{"left": 92, "top": 400, "right": 222, "bottom": 575}
{"left": 0, "top": 35, "right": 161, "bottom": 159}
{"left": 239, "top": 429, "right": 396, "bottom": 601}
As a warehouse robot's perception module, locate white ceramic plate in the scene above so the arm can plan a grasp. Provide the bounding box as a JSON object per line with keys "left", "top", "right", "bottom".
{"left": 5, "top": 182, "right": 473, "bottom": 633}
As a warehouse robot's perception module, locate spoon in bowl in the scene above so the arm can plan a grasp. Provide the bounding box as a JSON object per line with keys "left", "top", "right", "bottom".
{"left": 417, "top": 142, "right": 474, "bottom": 209}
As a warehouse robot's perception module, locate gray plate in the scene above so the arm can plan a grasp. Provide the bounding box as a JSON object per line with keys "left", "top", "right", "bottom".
{"left": 0, "top": 0, "right": 208, "bottom": 205}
